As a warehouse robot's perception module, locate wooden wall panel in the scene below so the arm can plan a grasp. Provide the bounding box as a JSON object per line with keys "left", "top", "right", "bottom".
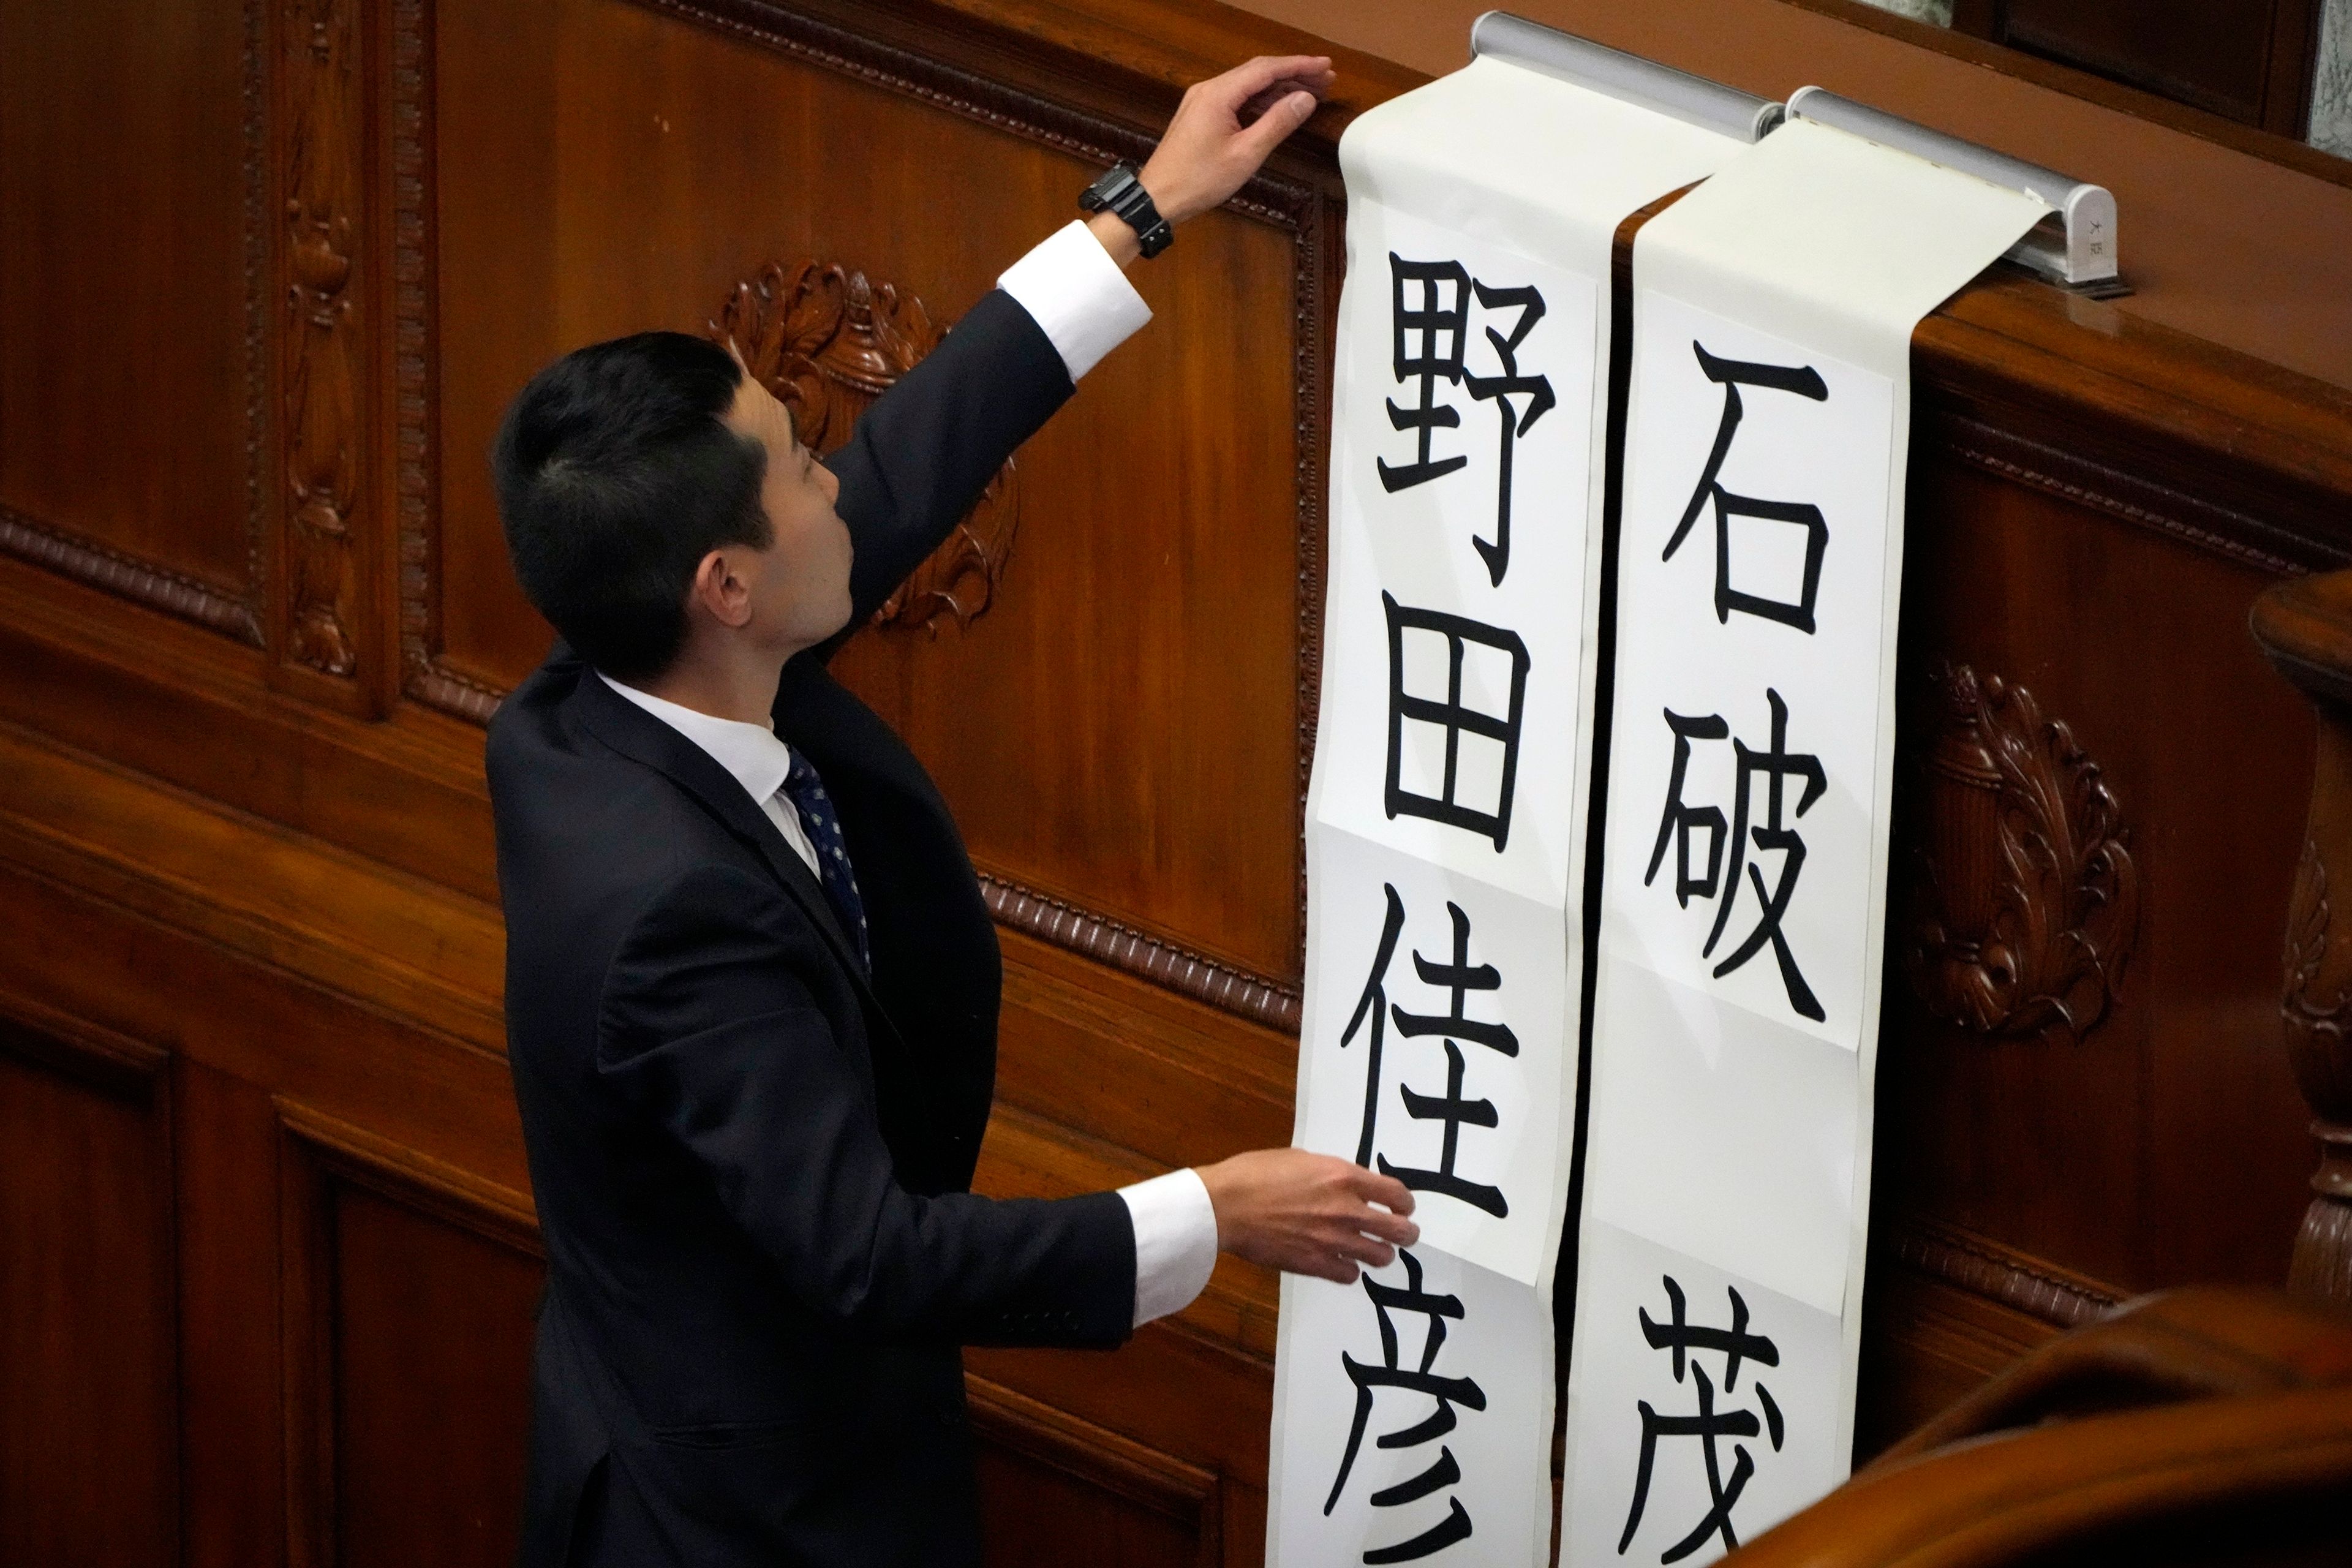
{"left": 995, "top": 927, "right": 1297, "bottom": 1174}
{"left": 175, "top": 1061, "right": 292, "bottom": 1568}
{"left": 1970, "top": 0, "right": 2323, "bottom": 134}
{"left": 323, "top": 1192, "right": 539, "bottom": 1567}
{"left": 0, "top": 0, "right": 263, "bottom": 637}
{"left": 279, "top": 1102, "right": 541, "bottom": 1568}
{"left": 0, "top": 1013, "right": 178, "bottom": 1568}
{"left": 972, "top": 1378, "right": 1220, "bottom": 1568}
{"left": 429, "top": 0, "right": 1314, "bottom": 981}
{"left": 1877, "top": 428, "right": 2318, "bottom": 1295}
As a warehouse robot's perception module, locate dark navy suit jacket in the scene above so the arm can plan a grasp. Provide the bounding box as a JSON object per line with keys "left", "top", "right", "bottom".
{"left": 489, "top": 290, "right": 1136, "bottom": 1568}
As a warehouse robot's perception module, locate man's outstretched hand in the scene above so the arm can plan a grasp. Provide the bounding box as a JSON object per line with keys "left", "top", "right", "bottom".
{"left": 1087, "top": 55, "right": 1333, "bottom": 263}
{"left": 1141, "top": 55, "right": 1332, "bottom": 224}
{"left": 1199, "top": 1147, "right": 1418, "bottom": 1285}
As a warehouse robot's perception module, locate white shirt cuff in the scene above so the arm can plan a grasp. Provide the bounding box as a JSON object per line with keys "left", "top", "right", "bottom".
{"left": 1118, "top": 1166, "right": 1219, "bottom": 1327}
{"left": 997, "top": 219, "right": 1153, "bottom": 383}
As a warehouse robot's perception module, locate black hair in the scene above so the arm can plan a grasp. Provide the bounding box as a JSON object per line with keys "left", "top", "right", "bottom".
{"left": 491, "top": 331, "right": 772, "bottom": 682}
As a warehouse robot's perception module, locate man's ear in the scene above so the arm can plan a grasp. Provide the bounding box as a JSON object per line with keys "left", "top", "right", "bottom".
{"left": 686, "top": 548, "right": 754, "bottom": 630}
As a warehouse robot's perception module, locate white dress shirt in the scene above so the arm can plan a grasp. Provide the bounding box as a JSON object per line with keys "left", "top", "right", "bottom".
{"left": 593, "top": 222, "right": 1218, "bottom": 1330}
{"left": 600, "top": 673, "right": 823, "bottom": 876}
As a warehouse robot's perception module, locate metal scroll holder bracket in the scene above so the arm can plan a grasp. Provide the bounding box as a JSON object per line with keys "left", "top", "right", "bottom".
{"left": 1470, "top": 11, "right": 2127, "bottom": 295}
{"left": 1785, "top": 86, "right": 2125, "bottom": 295}
{"left": 1471, "top": 12, "right": 1785, "bottom": 143}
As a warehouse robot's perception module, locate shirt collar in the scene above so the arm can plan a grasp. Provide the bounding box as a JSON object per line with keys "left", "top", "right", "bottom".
{"left": 596, "top": 671, "right": 792, "bottom": 806}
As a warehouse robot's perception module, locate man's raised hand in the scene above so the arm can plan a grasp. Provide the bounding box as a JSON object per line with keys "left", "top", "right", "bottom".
{"left": 1139, "top": 55, "right": 1335, "bottom": 226}
{"left": 1197, "top": 1147, "right": 1419, "bottom": 1286}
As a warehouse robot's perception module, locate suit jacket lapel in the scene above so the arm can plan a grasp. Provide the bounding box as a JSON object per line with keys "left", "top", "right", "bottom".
{"left": 570, "top": 668, "right": 871, "bottom": 986}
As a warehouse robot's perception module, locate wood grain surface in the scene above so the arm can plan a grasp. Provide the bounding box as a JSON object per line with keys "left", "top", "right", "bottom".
{"left": 1, "top": 0, "right": 2348, "bottom": 1562}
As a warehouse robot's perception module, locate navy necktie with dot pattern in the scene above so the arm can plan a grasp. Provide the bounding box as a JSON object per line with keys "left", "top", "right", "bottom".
{"left": 778, "top": 745, "right": 870, "bottom": 971}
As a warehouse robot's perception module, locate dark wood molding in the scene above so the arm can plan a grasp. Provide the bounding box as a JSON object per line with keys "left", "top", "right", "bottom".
{"left": 405, "top": 660, "right": 503, "bottom": 723}
{"left": 1289, "top": 193, "right": 1337, "bottom": 969}
{"left": 1910, "top": 274, "right": 2352, "bottom": 575}
{"left": 981, "top": 875, "right": 1302, "bottom": 1033}
{"left": 1885, "top": 1215, "right": 2125, "bottom": 1330}
{"left": 390, "top": 0, "right": 448, "bottom": 704}
{"left": 274, "top": 0, "right": 372, "bottom": 684}
{"left": 0, "top": 507, "right": 265, "bottom": 645}
{"left": 1932, "top": 410, "right": 2321, "bottom": 578}
{"left": 0, "top": 986, "right": 171, "bottom": 1104}
{"left": 387, "top": 0, "right": 498, "bottom": 723}
{"left": 241, "top": 0, "right": 272, "bottom": 638}
{"left": 277, "top": 1096, "right": 541, "bottom": 1251}
{"left": 967, "top": 1374, "right": 1223, "bottom": 1566}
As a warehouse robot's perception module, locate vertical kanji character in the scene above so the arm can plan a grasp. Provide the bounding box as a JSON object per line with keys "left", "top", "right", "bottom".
{"left": 1460, "top": 282, "right": 1554, "bottom": 586}
{"left": 1384, "top": 594, "right": 1531, "bottom": 851}
{"left": 1379, "top": 257, "right": 1472, "bottom": 494}
{"left": 1663, "top": 344, "right": 1830, "bottom": 633}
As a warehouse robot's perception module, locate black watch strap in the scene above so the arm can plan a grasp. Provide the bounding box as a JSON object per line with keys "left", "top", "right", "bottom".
{"left": 1079, "top": 162, "right": 1174, "bottom": 259}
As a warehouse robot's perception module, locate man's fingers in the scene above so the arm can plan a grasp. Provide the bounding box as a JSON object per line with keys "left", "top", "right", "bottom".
{"left": 1357, "top": 1206, "right": 1419, "bottom": 1247}
{"left": 1237, "top": 78, "right": 1306, "bottom": 124}
{"left": 1210, "top": 53, "right": 1332, "bottom": 113}
{"left": 1349, "top": 1166, "right": 1417, "bottom": 1216}
{"left": 1238, "top": 69, "right": 1334, "bottom": 125}
{"left": 1234, "top": 89, "right": 1319, "bottom": 160}
{"left": 1305, "top": 1253, "right": 1361, "bottom": 1286}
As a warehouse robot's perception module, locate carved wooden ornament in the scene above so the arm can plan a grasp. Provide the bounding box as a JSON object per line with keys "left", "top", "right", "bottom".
{"left": 712, "top": 262, "right": 1017, "bottom": 634}
{"left": 1902, "top": 661, "right": 2139, "bottom": 1041}
{"left": 2280, "top": 835, "right": 2352, "bottom": 1298}
{"left": 278, "top": 0, "right": 364, "bottom": 677}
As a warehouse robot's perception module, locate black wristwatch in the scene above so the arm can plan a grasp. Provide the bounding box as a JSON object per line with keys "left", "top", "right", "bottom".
{"left": 1079, "top": 162, "right": 1173, "bottom": 258}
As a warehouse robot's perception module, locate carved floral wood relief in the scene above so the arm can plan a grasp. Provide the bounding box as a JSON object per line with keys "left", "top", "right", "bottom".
{"left": 2279, "top": 816, "right": 2352, "bottom": 1303}
{"left": 279, "top": 0, "right": 364, "bottom": 676}
{"left": 2282, "top": 836, "right": 2345, "bottom": 1048}
{"left": 1901, "top": 660, "right": 2139, "bottom": 1042}
{"left": 712, "top": 261, "right": 1017, "bottom": 635}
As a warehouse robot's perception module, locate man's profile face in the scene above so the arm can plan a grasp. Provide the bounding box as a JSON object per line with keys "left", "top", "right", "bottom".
{"left": 720, "top": 364, "right": 853, "bottom": 650}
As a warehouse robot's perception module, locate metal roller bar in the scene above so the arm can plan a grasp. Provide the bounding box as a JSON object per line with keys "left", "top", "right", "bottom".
{"left": 1470, "top": 11, "right": 1784, "bottom": 144}
{"left": 1787, "top": 86, "right": 2121, "bottom": 291}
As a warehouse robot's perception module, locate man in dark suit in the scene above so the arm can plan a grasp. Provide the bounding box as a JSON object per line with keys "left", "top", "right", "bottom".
{"left": 486, "top": 55, "right": 1416, "bottom": 1567}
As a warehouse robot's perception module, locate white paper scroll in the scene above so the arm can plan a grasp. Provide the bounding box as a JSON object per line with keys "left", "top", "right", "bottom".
{"left": 1272, "top": 54, "right": 1747, "bottom": 1568}
{"left": 1561, "top": 119, "right": 2047, "bottom": 1566}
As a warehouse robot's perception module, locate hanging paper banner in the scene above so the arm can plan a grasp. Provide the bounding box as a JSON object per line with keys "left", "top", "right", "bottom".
{"left": 1561, "top": 118, "right": 2048, "bottom": 1566}
{"left": 1272, "top": 47, "right": 1754, "bottom": 1567}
